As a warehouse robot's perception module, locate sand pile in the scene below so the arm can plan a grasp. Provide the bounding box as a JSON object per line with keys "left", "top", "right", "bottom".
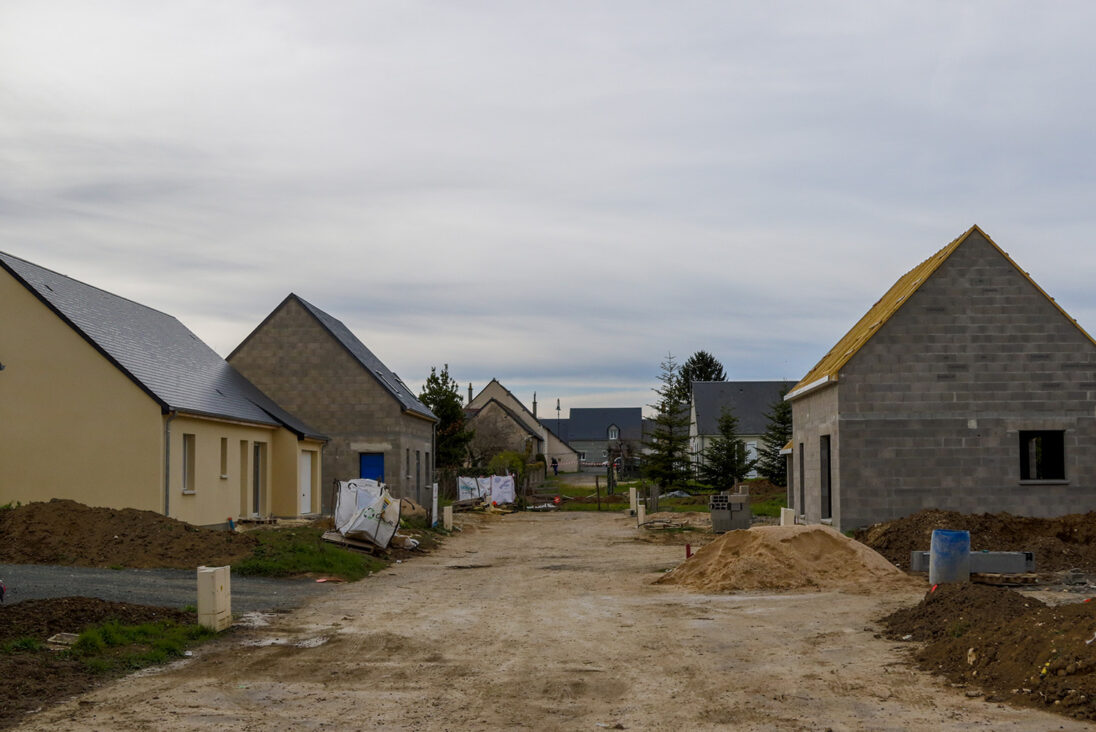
{"left": 655, "top": 524, "right": 918, "bottom": 593}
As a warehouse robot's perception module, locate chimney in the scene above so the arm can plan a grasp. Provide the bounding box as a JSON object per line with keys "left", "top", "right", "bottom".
{"left": 533, "top": 392, "right": 538, "bottom": 419}
{"left": 468, "top": 382, "right": 473, "bottom": 405}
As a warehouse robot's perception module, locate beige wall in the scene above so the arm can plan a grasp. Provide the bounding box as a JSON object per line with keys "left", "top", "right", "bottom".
{"left": 168, "top": 416, "right": 323, "bottom": 526}
{"left": 1, "top": 269, "right": 322, "bottom": 527}
{"left": 0, "top": 272, "right": 164, "bottom": 512}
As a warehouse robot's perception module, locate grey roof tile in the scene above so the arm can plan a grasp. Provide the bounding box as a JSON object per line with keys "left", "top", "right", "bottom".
{"left": 565, "top": 407, "right": 644, "bottom": 441}
{"left": 691, "top": 381, "right": 790, "bottom": 435}
{"left": 0, "top": 251, "right": 324, "bottom": 439}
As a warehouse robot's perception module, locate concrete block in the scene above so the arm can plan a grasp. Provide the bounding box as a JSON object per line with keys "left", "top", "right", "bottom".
{"left": 780, "top": 507, "right": 796, "bottom": 526}
{"left": 197, "top": 565, "right": 231, "bottom": 631}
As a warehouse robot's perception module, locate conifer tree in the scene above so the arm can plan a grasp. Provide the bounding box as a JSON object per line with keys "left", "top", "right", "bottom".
{"left": 756, "top": 387, "right": 793, "bottom": 487}
{"left": 699, "top": 406, "right": 756, "bottom": 491}
{"left": 643, "top": 353, "right": 691, "bottom": 489}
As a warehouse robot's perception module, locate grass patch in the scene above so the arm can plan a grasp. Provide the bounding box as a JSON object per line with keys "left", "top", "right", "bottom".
{"left": 2, "top": 636, "right": 46, "bottom": 653}
{"left": 234, "top": 526, "right": 387, "bottom": 581}
{"left": 750, "top": 497, "right": 787, "bottom": 517}
{"left": 70, "top": 619, "right": 215, "bottom": 673}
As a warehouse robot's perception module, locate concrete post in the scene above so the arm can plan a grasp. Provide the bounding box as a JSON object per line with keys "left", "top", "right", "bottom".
{"left": 637, "top": 504, "right": 646, "bottom": 526}
{"left": 629, "top": 486, "right": 637, "bottom": 515}
{"left": 443, "top": 505, "right": 453, "bottom": 531}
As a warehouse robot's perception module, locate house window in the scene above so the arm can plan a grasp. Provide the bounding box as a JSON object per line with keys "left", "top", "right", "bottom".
{"left": 220, "top": 437, "right": 228, "bottom": 479}
{"left": 578, "top": 451, "right": 586, "bottom": 461}
{"left": 182, "top": 434, "right": 196, "bottom": 494}
{"left": 602, "top": 450, "right": 607, "bottom": 458}
{"left": 819, "top": 435, "right": 831, "bottom": 520}
{"left": 608, "top": 425, "right": 619, "bottom": 440}
{"left": 416, "top": 450, "right": 421, "bottom": 490}
{"left": 426, "top": 452, "right": 431, "bottom": 485}
{"left": 1020, "top": 430, "right": 1065, "bottom": 481}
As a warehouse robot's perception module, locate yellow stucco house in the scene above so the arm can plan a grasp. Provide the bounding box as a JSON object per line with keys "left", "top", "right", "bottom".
{"left": 0, "top": 251, "right": 326, "bottom": 527}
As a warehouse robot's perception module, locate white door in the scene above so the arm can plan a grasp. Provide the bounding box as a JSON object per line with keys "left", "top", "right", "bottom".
{"left": 298, "top": 452, "right": 313, "bottom": 514}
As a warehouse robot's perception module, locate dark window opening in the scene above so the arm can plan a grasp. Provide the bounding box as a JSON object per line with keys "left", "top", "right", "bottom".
{"left": 819, "top": 435, "right": 832, "bottom": 520}
{"left": 798, "top": 442, "right": 805, "bottom": 514}
{"left": 1020, "top": 430, "right": 1065, "bottom": 480}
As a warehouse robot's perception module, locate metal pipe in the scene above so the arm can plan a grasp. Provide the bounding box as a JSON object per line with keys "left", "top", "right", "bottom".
{"left": 163, "top": 411, "right": 177, "bottom": 517}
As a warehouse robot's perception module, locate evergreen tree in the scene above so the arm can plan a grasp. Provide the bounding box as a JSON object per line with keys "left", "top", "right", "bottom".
{"left": 699, "top": 407, "right": 757, "bottom": 491}
{"left": 419, "top": 364, "right": 474, "bottom": 471}
{"left": 672, "top": 350, "right": 727, "bottom": 403}
{"left": 643, "top": 353, "right": 692, "bottom": 489}
{"left": 756, "top": 386, "right": 793, "bottom": 487}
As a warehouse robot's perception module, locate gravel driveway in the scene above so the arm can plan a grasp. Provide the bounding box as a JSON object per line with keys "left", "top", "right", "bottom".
{"left": 0, "top": 564, "right": 335, "bottom": 613}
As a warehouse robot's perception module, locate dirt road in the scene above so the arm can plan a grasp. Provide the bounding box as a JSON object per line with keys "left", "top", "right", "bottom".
{"left": 18, "top": 512, "right": 1093, "bottom": 730}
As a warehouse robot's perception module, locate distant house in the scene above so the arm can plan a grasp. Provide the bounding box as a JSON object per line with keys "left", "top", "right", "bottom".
{"left": 562, "top": 407, "right": 644, "bottom": 467}
{"left": 0, "top": 252, "right": 325, "bottom": 527}
{"left": 689, "top": 380, "right": 789, "bottom": 478}
{"left": 468, "top": 380, "right": 578, "bottom": 471}
{"left": 228, "top": 294, "right": 436, "bottom": 508}
{"left": 787, "top": 226, "right": 1096, "bottom": 531}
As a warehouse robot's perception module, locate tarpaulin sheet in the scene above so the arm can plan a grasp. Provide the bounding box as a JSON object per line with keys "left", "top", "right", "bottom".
{"left": 490, "top": 475, "right": 515, "bottom": 504}
{"left": 334, "top": 479, "right": 401, "bottom": 549}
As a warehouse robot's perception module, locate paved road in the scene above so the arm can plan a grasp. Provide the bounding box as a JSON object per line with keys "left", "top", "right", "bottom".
{"left": 1, "top": 564, "right": 335, "bottom": 613}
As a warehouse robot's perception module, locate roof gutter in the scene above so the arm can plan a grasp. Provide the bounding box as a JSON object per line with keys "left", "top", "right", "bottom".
{"left": 784, "top": 375, "right": 836, "bottom": 402}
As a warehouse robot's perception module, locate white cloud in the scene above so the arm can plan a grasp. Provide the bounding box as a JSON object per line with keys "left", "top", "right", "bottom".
{"left": 3, "top": 1, "right": 1096, "bottom": 410}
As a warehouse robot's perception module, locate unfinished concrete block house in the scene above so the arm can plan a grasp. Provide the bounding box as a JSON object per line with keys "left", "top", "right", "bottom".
{"left": 787, "top": 225, "right": 1096, "bottom": 531}
{"left": 228, "top": 294, "right": 436, "bottom": 509}
{"left": 0, "top": 252, "right": 326, "bottom": 527}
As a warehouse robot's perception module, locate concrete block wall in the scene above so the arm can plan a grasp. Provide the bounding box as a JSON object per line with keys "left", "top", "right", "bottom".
{"left": 796, "top": 230, "right": 1096, "bottom": 530}
{"left": 229, "top": 298, "right": 434, "bottom": 509}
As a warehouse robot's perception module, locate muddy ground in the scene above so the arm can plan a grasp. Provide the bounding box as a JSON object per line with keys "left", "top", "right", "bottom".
{"left": 14, "top": 511, "right": 1093, "bottom": 731}
{"left": 855, "top": 508, "right": 1096, "bottom": 573}
{"left": 1, "top": 598, "right": 196, "bottom": 724}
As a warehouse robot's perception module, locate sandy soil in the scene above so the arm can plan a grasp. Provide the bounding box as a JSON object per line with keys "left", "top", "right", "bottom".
{"left": 17, "top": 512, "right": 1095, "bottom": 731}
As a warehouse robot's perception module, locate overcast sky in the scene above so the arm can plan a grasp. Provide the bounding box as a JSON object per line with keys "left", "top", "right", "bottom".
{"left": 4, "top": 2, "right": 1096, "bottom": 415}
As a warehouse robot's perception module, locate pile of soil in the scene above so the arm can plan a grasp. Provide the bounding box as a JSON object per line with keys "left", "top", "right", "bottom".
{"left": 882, "top": 584, "right": 1096, "bottom": 720}
{"left": 854, "top": 509, "right": 1096, "bottom": 572}
{"left": 1, "top": 597, "right": 196, "bottom": 728}
{"left": 655, "top": 524, "right": 918, "bottom": 593}
{"left": 0, "top": 499, "right": 257, "bottom": 569}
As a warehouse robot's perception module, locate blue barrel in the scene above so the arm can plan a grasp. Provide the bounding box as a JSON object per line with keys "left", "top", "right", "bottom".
{"left": 929, "top": 529, "right": 971, "bottom": 584}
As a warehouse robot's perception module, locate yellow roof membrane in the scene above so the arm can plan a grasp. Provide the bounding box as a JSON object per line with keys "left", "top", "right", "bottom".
{"left": 786, "top": 225, "right": 1096, "bottom": 400}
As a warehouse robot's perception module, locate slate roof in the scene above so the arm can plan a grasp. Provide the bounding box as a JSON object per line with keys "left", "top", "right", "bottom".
{"left": 566, "top": 407, "right": 644, "bottom": 441}
{"left": 0, "top": 251, "right": 324, "bottom": 438}
{"left": 692, "top": 381, "right": 789, "bottom": 436}
{"left": 540, "top": 418, "right": 570, "bottom": 444}
{"left": 282, "top": 295, "right": 435, "bottom": 421}
{"left": 788, "top": 225, "right": 1096, "bottom": 399}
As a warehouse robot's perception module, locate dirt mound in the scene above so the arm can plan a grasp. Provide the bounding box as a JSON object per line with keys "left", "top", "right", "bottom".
{"left": 0, "top": 499, "right": 257, "bottom": 569}
{"left": 655, "top": 524, "right": 918, "bottom": 593}
{"left": 882, "top": 585, "right": 1096, "bottom": 721}
{"left": 854, "top": 509, "right": 1096, "bottom": 572}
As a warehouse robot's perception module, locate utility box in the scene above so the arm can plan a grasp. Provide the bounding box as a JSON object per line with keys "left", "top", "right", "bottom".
{"left": 710, "top": 492, "right": 750, "bottom": 534}
{"left": 197, "top": 565, "right": 232, "bottom": 631}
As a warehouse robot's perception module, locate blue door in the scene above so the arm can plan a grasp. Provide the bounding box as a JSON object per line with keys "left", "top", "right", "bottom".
{"left": 359, "top": 452, "right": 385, "bottom": 482}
